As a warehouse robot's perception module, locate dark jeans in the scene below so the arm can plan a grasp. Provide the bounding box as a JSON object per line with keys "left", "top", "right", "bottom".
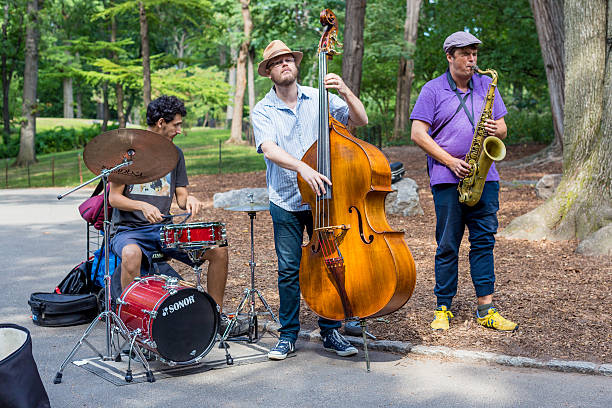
{"left": 431, "top": 182, "right": 499, "bottom": 309}
{"left": 269, "top": 202, "right": 340, "bottom": 343}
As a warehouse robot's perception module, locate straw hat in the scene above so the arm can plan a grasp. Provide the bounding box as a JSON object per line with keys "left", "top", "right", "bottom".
{"left": 257, "top": 40, "right": 303, "bottom": 77}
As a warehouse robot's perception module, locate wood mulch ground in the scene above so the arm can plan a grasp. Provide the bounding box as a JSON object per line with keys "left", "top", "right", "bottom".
{"left": 172, "top": 143, "right": 612, "bottom": 364}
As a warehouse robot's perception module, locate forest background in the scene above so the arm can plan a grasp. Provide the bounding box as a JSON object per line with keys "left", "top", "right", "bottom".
{"left": 1, "top": 0, "right": 554, "bottom": 159}
{"left": 3, "top": 0, "right": 610, "bottom": 254}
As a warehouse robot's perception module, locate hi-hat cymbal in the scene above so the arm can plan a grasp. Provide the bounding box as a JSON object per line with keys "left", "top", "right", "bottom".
{"left": 83, "top": 128, "right": 179, "bottom": 185}
{"left": 224, "top": 204, "right": 269, "bottom": 212}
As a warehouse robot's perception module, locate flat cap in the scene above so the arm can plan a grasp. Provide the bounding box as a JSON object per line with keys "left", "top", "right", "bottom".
{"left": 443, "top": 31, "right": 482, "bottom": 53}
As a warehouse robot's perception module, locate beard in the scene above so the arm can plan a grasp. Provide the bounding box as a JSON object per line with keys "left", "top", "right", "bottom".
{"left": 270, "top": 67, "right": 299, "bottom": 86}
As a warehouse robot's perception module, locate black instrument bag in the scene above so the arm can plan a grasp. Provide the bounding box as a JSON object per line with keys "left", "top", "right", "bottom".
{"left": 390, "top": 161, "right": 405, "bottom": 183}
{"left": 28, "top": 292, "right": 99, "bottom": 327}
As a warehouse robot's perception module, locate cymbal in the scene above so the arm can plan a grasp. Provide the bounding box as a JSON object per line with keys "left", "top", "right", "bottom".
{"left": 224, "top": 204, "right": 269, "bottom": 212}
{"left": 83, "top": 128, "right": 179, "bottom": 185}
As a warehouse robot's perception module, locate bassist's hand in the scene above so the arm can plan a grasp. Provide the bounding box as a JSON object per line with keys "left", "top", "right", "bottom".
{"left": 298, "top": 162, "right": 332, "bottom": 196}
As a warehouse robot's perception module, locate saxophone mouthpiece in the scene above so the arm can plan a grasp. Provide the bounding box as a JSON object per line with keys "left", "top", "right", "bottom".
{"left": 472, "top": 65, "right": 479, "bottom": 73}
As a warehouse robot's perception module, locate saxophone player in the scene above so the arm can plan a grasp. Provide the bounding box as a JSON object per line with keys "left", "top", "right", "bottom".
{"left": 410, "top": 31, "right": 518, "bottom": 331}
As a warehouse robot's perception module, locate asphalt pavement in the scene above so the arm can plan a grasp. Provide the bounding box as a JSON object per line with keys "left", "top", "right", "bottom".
{"left": 0, "top": 187, "right": 610, "bottom": 408}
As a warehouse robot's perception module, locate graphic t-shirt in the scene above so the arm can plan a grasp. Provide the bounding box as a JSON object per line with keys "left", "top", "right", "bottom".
{"left": 110, "top": 146, "right": 188, "bottom": 232}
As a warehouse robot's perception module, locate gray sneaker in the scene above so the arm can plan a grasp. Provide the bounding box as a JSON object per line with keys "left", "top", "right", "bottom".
{"left": 322, "top": 329, "right": 358, "bottom": 357}
{"left": 268, "top": 339, "right": 295, "bottom": 360}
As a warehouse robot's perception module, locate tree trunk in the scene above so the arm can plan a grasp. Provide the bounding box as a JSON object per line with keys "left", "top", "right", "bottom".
{"left": 1, "top": 59, "right": 10, "bottom": 141}
{"left": 1, "top": 1, "right": 12, "bottom": 141}
{"left": 247, "top": 46, "right": 255, "bottom": 116}
{"left": 102, "top": 82, "right": 109, "bottom": 132}
{"left": 529, "top": 0, "right": 564, "bottom": 155}
{"left": 63, "top": 77, "right": 74, "bottom": 118}
{"left": 76, "top": 91, "right": 82, "bottom": 118}
{"left": 341, "top": 0, "right": 366, "bottom": 98}
{"left": 227, "top": 0, "right": 251, "bottom": 144}
{"left": 500, "top": 0, "right": 611, "bottom": 256}
{"left": 16, "top": 0, "right": 39, "bottom": 166}
{"left": 226, "top": 45, "right": 237, "bottom": 129}
{"left": 174, "top": 31, "right": 186, "bottom": 69}
{"left": 111, "top": 15, "right": 125, "bottom": 127}
{"left": 139, "top": 1, "right": 151, "bottom": 109}
{"left": 393, "top": 0, "right": 422, "bottom": 140}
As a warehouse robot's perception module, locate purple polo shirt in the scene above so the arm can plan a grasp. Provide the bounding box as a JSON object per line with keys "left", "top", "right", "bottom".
{"left": 410, "top": 71, "right": 507, "bottom": 187}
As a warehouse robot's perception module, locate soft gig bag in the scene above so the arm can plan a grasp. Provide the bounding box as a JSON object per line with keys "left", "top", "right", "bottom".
{"left": 78, "top": 180, "right": 111, "bottom": 230}
{"left": 0, "top": 324, "right": 51, "bottom": 408}
{"left": 28, "top": 293, "right": 99, "bottom": 327}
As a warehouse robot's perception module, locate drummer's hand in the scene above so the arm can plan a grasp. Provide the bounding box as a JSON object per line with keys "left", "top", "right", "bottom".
{"left": 141, "top": 202, "right": 164, "bottom": 223}
{"left": 186, "top": 195, "right": 203, "bottom": 215}
{"left": 297, "top": 162, "right": 331, "bottom": 196}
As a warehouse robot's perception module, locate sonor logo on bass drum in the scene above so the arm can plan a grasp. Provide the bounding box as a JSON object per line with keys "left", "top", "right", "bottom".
{"left": 161, "top": 295, "right": 196, "bottom": 317}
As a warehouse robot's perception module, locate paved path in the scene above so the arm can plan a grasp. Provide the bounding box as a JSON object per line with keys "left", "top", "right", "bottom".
{"left": 1, "top": 188, "right": 610, "bottom": 408}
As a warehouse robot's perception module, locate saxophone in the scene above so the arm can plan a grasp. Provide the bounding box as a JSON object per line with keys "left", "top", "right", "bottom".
{"left": 457, "top": 66, "right": 506, "bottom": 206}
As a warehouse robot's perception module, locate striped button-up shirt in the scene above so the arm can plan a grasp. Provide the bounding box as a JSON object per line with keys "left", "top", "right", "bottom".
{"left": 252, "top": 84, "right": 349, "bottom": 212}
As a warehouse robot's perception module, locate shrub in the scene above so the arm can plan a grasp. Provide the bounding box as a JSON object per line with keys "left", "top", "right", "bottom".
{"left": 0, "top": 123, "right": 119, "bottom": 158}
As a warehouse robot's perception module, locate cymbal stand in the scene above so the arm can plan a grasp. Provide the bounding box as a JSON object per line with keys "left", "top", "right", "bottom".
{"left": 54, "top": 158, "right": 155, "bottom": 384}
{"left": 219, "top": 207, "right": 279, "bottom": 352}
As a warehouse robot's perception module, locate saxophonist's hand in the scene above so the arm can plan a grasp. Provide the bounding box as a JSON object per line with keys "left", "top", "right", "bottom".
{"left": 484, "top": 119, "right": 498, "bottom": 137}
{"left": 448, "top": 157, "right": 472, "bottom": 179}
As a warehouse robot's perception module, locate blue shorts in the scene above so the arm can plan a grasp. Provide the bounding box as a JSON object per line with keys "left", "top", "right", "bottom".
{"left": 110, "top": 224, "right": 196, "bottom": 273}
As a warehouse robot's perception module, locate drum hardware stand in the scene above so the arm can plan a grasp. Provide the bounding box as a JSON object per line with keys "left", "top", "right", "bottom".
{"left": 54, "top": 158, "right": 155, "bottom": 384}
{"left": 219, "top": 196, "right": 279, "bottom": 361}
{"left": 185, "top": 249, "right": 208, "bottom": 292}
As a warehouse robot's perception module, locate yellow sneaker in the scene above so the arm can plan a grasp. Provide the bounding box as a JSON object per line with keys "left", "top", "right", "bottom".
{"left": 476, "top": 307, "right": 518, "bottom": 332}
{"left": 431, "top": 306, "right": 454, "bottom": 330}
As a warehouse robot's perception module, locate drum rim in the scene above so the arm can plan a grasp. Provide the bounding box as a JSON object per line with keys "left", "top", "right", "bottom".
{"left": 161, "top": 222, "right": 225, "bottom": 230}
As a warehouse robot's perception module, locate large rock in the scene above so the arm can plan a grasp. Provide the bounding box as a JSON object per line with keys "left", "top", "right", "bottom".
{"left": 576, "top": 224, "right": 612, "bottom": 256}
{"left": 213, "top": 187, "right": 269, "bottom": 209}
{"left": 385, "top": 177, "right": 423, "bottom": 217}
{"left": 535, "top": 174, "right": 562, "bottom": 199}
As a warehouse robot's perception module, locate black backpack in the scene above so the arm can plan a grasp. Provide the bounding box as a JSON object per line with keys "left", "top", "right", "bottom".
{"left": 27, "top": 260, "right": 100, "bottom": 327}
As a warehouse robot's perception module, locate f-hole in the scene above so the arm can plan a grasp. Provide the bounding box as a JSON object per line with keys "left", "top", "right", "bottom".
{"left": 349, "top": 206, "right": 373, "bottom": 244}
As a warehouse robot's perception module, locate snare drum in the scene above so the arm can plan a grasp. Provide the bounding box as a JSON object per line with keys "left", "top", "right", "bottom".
{"left": 160, "top": 222, "right": 226, "bottom": 250}
{"left": 117, "top": 275, "right": 218, "bottom": 365}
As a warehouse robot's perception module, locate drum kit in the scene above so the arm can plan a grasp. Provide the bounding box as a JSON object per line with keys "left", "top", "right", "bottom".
{"left": 53, "top": 129, "right": 277, "bottom": 384}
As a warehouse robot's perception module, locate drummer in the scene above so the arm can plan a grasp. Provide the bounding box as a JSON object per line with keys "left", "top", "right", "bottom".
{"left": 108, "top": 95, "right": 229, "bottom": 317}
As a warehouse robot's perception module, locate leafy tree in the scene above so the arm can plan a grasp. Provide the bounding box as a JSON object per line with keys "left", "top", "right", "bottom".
{"left": 152, "top": 66, "right": 229, "bottom": 125}
{"left": 227, "top": 0, "right": 252, "bottom": 144}
{"left": 525, "top": 0, "right": 564, "bottom": 163}
{"left": 97, "top": 0, "right": 212, "bottom": 111}
{"left": 501, "top": 0, "right": 611, "bottom": 256}
{"left": 1, "top": 0, "right": 26, "bottom": 141}
{"left": 393, "top": 0, "right": 421, "bottom": 140}
{"left": 342, "top": 0, "right": 366, "bottom": 99}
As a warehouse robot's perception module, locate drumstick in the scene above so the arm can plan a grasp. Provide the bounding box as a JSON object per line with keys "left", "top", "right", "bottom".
{"left": 179, "top": 279, "right": 197, "bottom": 288}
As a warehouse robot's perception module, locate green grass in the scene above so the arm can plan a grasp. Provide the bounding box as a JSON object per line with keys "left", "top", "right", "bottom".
{"left": 36, "top": 118, "right": 111, "bottom": 131}
{"left": 2, "top": 126, "right": 265, "bottom": 188}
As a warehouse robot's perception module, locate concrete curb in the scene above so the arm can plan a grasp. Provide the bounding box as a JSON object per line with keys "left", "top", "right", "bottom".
{"left": 261, "top": 321, "right": 611, "bottom": 377}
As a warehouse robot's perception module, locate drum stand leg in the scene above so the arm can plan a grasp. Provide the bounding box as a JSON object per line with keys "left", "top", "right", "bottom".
{"left": 53, "top": 310, "right": 155, "bottom": 384}
{"left": 219, "top": 210, "right": 278, "bottom": 350}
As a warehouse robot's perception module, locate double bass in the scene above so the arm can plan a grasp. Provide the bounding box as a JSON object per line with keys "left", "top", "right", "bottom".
{"left": 298, "top": 9, "right": 416, "bottom": 322}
